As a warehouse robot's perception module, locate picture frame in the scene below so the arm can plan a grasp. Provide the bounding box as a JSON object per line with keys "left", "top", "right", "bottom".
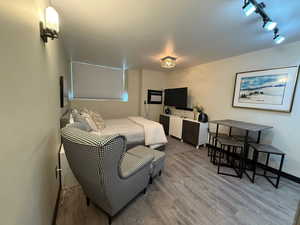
{"left": 232, "top": 66, "right": 299, "bottom": 112}
{"left": 60, "top": 76, "right": 64, "bottom": 108}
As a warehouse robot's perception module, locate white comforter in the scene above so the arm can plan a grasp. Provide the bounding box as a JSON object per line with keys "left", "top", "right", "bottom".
{"left": 128, "top": 117, "right": 168, "bottom": 146}
{"left": 92, "top": 118, "right": 144, "bottom": 144}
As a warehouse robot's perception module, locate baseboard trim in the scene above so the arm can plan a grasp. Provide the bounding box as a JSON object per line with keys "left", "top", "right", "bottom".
{"left": 255, "top": 162, "right": 300, "bottom": 184}
{"left": 51, "top": 185, "right": 61, "bottom": 225}
{"left": 279, "top": 170, "right": 300, "bottom": 184}
{"left": 52, "top": 143, "right": 63, "bottom": 225}
{"left": 207, "top": 144, "right": 300, "bottom": 184}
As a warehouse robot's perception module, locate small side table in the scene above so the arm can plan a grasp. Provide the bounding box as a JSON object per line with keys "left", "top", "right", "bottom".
{"left": 249, "top": 143, "right": 285, "bottom": 188}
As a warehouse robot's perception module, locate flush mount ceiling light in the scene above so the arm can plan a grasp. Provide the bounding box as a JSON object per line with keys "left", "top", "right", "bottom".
{"left": 40, "top": 6, "right": 59, "bottom": 43}
{"left": 161, "top": 56, "right": 176, "bottom": 69}
{"left": 242, "top": 0, "right": 285, "bottom": 44}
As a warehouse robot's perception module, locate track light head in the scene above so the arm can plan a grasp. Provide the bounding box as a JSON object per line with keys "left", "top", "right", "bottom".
{"left": 243, "top": 1, "right": 257, "bottom": 16}
{"left": 274, "top": 34, "right": 285, "bottom": 44}
{"left": 263, "top": 20, "right": 277, "bottom": 31}
{"left": 273, "top": 29, "right": 285, "bottom": 44}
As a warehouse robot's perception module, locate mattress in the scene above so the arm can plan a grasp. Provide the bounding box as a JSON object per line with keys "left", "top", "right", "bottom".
{"left": 92, "top": 118, "right": 145, "bottom": 145}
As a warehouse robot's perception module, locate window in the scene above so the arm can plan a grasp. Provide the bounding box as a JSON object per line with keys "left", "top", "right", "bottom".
{"left": 70, "top": 61, "right": 128, "bottom": 101}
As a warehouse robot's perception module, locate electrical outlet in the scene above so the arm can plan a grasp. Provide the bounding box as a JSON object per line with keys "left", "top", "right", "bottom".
{"left": 55, "top": 166, "right": 62, "bottom": 179}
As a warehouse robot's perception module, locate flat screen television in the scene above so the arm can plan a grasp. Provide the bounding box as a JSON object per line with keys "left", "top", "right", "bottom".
{"left": 164, "top": 87, "right": 188, "bottom": 108}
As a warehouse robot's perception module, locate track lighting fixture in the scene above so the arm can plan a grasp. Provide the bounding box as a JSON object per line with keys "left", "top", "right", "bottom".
{"left": 242, "top": 0, "right": 285, "bottom": 44}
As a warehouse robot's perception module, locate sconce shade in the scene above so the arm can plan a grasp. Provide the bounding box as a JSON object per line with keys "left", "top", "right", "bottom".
{"left": 40, "top": 6, "right": 59, "bottom": 43}
{"left": 45, "top": 7, "right": 59, "bottom": 33}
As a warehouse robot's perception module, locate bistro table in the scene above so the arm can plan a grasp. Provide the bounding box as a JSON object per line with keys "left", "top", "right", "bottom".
{"left": 209, "top": 119, "right": 273, "bottom": 181}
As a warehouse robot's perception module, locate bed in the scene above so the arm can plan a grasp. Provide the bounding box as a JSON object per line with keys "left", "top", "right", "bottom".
{"left": 92, "top": 118, "right": 145, "bottom": 148}
{"left": 61, "top": 113, "right": 168, "bottom": 150}
{"left": 92, "top": 117, "right": 168, "bottom": 150}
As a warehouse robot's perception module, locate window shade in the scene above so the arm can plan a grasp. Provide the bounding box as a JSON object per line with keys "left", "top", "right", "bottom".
{"left": 72, "top": 62, "right": 126, "bottom": 100}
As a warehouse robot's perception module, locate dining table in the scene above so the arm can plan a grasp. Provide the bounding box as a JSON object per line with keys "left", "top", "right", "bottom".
{"left": 209, "top": 119, "right": 273, "bottom": 181}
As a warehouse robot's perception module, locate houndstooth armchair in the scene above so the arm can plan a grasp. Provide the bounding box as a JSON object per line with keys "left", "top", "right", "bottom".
{"left": 61, "top": 126, "right": 153, "bottom": 224}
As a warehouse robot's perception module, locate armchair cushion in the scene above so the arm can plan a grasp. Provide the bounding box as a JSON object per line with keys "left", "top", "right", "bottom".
{"left": 120, "top": 153, "right": 154, "bottom": 178}
{"left": 127, "top": 145, "right": 166, "bottom": 178}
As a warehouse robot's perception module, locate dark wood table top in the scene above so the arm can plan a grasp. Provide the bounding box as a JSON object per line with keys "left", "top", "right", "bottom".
{"left": 209, "top": 119, "right": 273, "bottom": 132}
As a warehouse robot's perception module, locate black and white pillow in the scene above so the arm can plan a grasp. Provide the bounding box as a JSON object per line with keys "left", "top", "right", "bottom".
{"left": 72, "top": 114, "right": 93, "bottom": 132}
{"left": 81, "top": 112, "right": 98, "bottom": 131}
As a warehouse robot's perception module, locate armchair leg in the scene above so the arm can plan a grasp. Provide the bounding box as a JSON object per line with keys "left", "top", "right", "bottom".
{"left": 143, "top": 187, "right": 147, "bottom": 194}
{"left": 159, "top": 170, "right": 162, "bottom": 176}
{"left": 86, "top": 197, "right": 90, "bottom": 206}
{"left": 149, "top": 177, "right": 153, "bottom": 184}
{"left": 108, "top": 215, "right": 112, "bottom": 225}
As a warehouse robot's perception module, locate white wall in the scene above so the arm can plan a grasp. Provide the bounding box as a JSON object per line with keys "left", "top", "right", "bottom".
{"left": 0, "top": 0, "right": 69, "bottom": 225}
{"left": 140, "top": 69, "right": 168, "bottom": 122}
{"left": 167, "top": 41, "right": 300, "bottom": 177}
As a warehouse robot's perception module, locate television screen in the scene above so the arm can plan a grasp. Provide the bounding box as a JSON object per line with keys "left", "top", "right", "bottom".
{"left": 164, "top": 87, "right": 187, "bottom": 108}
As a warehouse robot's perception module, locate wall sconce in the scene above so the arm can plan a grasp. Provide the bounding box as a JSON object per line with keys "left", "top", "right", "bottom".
{"left": 40, "top": 7, "right": 59, "bottom": 43}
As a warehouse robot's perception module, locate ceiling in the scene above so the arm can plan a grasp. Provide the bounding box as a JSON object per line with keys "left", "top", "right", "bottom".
{"left": 53, "top": 0, "right": 300, "bottom": 70}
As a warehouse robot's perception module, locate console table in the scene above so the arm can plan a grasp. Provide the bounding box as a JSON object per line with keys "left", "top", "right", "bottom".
{"left": 160, "top": 114, "right": 208, "bottom": 149}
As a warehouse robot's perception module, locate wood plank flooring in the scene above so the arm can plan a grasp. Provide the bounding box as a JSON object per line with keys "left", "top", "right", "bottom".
{"left": 56, "top": 137, "right": 300, "bottom": 225}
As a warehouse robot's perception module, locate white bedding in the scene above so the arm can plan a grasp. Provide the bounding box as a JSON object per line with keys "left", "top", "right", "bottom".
{"left": 92, "top": 118, "right": 145, "bottom": 145}
{"left": 128, "top": 117, "right": 168, "bottom": 146}
{"left": 91, "top": 117, "right": 167, "bottom": 147}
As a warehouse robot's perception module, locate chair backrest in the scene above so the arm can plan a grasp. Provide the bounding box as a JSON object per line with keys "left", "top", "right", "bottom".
{"left": 61, "top": 126, "right": 126, "bottom": 213}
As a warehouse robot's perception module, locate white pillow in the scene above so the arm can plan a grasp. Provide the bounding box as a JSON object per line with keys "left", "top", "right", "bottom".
{"left": 86, "top": 110, "right": 106, "bottom": 130}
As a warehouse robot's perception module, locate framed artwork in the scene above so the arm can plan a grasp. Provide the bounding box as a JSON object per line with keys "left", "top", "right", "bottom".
{"left": 232, "top": 66, "right": 299, "bottom": 112}
{"left": 60, "top": 76, "right": 64, "bottom": 108}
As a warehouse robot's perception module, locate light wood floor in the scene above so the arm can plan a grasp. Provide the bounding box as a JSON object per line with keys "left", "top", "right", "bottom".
{"left": 56, "top": 137, "right": 300, "bottom": 225}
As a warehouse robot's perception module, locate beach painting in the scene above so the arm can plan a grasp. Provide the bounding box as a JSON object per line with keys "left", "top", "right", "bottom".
{"left": 238, "top": 74, "right": 288, "bottom": 105}
{"left": 233, "top": 67, "right": 299, "bottom": 112}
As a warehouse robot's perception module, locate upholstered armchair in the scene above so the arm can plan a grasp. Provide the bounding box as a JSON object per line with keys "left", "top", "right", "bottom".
{"left": 61, "top": 126, "right": 154, "bottom": 224}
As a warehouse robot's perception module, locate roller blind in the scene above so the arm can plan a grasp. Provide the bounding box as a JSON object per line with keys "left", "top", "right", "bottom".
{"left": 71, "top": 62, "right": 126, "bottom": 100}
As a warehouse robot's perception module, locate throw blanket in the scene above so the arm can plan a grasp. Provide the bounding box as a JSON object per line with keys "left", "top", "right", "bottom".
{"left": 128, "top": 117, "right": 168, "bottom": 146}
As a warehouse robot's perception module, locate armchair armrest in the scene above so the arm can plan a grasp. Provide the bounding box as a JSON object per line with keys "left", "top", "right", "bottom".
{"left": 120, "top": 153, "right": 154, "bottom": 179}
